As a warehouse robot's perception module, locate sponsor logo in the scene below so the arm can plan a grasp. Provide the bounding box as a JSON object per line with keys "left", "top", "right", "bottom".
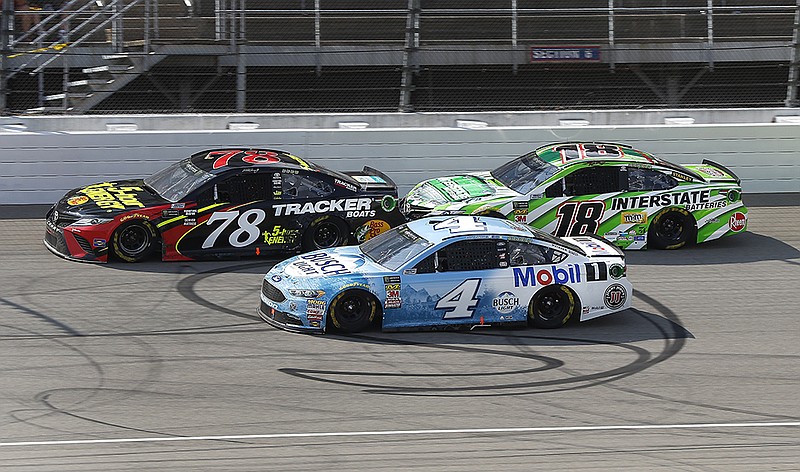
{"left": 383, "top": 276, "right": 401, "bottom": 284}
{"left": 120, "top": 213, "right": 149, "bottom": 222}
{"left": 604, "top": 284, "right": 627, "bottom": 310}
{"left": 621, "top": 211, "right": 647, "bottom": 225}
{"left": 171, "top": 203, "right": 186, "bottom": 209}
{"left": 272, "top": 198, "right": 373, "bottom": 217}
{"left": 262, "top": 225, "right": 301, "bottom": 246}
{"left": 92, "top": 238, "right": 107, "bottom": 248}
{"left": 492, "top": 291, "right": 519, "bottom": 313}
{"left": 334, "top": 178, "right": 359, "bottom": 192}
{"left": 634, "top": 235, "right": 646, "bottom": 241}
{"left": 513, "top": 201, "right": 529, "bottom": 210}
{"left": 355, "top": 219, "right": 390, "bottom": 242}
{"left": 384, "top": 283, "right": 402, "bottom": 309}
{"left": 162, "top": 209, "right": 181, "bottom": 218}
{"left": 513, "top": 264, "right": 582, "bottom": 287}
{"left": 67, "top": 195, "right": 89, "bottom": 206}
{"left": 698, "top": 166, "right": 726, "bottom": 178}
{"left": 729, "top": 212, "right": 746, "bottom": 232}
{"left": 610, "top": 190, "right": 710, "bottom": 211}
{"left": 292, "top": 252, "right": 351, "bottom": 276}
{"left": 80, "top": 183, "right": 145, "bottom": 210}
{"left": 685, "top": 200, "right": 727, "bottom": 211}
{"left": 381, "top": 195, "right": 397, "bottom": 212}
{"left": 609, "top": 263, "right": 625, "bottom": 279}
{"left": 306, "top": 299, "right": 326, "bottom": 320}
{"left": 271, "top": 274, "right": 282, "bottom": 283}
{"left": 183, "top": 218, "right": 197, "bottom": 226}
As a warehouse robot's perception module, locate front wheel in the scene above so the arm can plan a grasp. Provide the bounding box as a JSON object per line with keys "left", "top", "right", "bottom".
{"left": 303, "top": 217, "right": 349, "bottom": 251}
{"left": 328, "top": 290, "right": 378, "bottom": 333}
{"left": 528, "top": 285, "right": 576, "bottom": 329}
{"left": 648, "top": 208, "right": 694, "bottom": 250}
{"left": 111, "top": 221, "right": 157, "bottom": 262}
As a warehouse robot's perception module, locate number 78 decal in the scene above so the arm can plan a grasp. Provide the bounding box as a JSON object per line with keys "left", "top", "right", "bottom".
{"left": 555, "top": 201, "right": 605, "bottom": 237}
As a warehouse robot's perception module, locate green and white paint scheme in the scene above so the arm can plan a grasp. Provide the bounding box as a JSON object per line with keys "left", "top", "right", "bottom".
{"left": 400, "top": 142, "right": 748, "bottom": 250}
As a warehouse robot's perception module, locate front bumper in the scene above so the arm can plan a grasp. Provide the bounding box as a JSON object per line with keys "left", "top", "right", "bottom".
{"left": 258, "top": 300, "right": 324, "bottom": 334}
{"left": 44, "top": 214, "right": 109, "bottom": 263}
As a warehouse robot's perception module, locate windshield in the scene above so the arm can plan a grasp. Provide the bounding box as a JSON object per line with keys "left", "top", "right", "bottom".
{"left": 490, "top": 151, "right": 559, "bottom": 194}
{"left": 360, "top": 225, "right": 433, "bottom": 271}
{"left": 144, "top": 159, "right": 215, "bottom": 202}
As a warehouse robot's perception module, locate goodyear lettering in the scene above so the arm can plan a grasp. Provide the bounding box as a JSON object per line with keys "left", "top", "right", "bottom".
{"left": 611, "top": 190, "right": 710, "bottom": 211}
{"left": 293, "top": 252, "right": 351, "bottom": 275}
{"left": 513, "top": 264, "right": 582, "bottom": 287}
{"left": 273, "top": 198, "right": 372, "bottom": 217}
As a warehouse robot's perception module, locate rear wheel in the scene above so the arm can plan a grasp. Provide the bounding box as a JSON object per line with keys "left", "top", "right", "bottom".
{"left": 111, "top": 221, "right": 157, "bottom": 262}
{"left": 649, "top": 208, "right": 694, "bottom": 250}
{"left": 528, "top": 285, "right": 576, "bottom": 329}
{"left": 303, "top": 216, "right": 349, "bottom": 251}
{"left": 328, "top": 290, "right": 378, "bottom": 333}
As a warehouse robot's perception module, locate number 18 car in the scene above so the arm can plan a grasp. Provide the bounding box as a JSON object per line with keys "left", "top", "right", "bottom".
{"left": 44, "top": 149, "right": 404, "bottom": 262}
{"left": 259, "top": 215, "right": 632, "bottom": 334}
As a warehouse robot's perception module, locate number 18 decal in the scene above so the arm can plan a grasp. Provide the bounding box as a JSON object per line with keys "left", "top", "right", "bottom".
{"left": 435, "top": 279, "right": 481, "bottom": 319}
{"left": 555, "top": 201, "right": 605, "bottom": 237}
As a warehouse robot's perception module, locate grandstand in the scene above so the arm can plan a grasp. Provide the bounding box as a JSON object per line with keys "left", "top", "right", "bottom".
{"left": 0, "top": 0, "right": 798, "bottom": 114}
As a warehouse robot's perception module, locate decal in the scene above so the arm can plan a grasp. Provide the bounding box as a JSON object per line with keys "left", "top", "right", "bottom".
{"left": 205, "top": 150, "right": 280, "bottom": 170}
{"left": 436, "top": 279, "right": 481, "bottom": 319}
{"left": 698, "top": 166, "right": 726, "bottom": 178}
{"left": 554, "top": 201, "right": 604, "bottom": 237}
{"left": 384, "top": 283, "right": 402, "bottom": 309}
{"left": 604, "top": 284, "right": 627, "bottom": 309}
{"left": 171, "top": 203, "right": 186, "bottom": 209}
{"left": 383, "top": 275, "right": 401, "bottom": 284}
{"left": 554, "top": 144, "right": 624, "bottom": 163}
{"left": 402, "top": 269, "right": 416, "bottom": 275}
{"left": 512, "top": 264, "right": 581, "bottom": 287}
{"left": 262, "top": 225, "right": 301, "bottom": 246}
{"left": 271, "top": 274, "right": 282, "bottom": 283}
{"left": 183, "top": 218, "right": 197, "bottom": 226}
{"left": 79, "top": 183, "right": 145, "bottom": 210}
{"left": 354, "top": 175, "right": 387, "bottom": 184}
{"left": 610, "top": 190, "right": 710, "bottom": 211}
{"left": 621, "top": 211, "right": 647, "bottom": 225}
{"left": 162, "top": 209, "right": 181, "bottom": 218}
{"left": 582, "top": 306, "right": 590, "bottom": 315}
{"left": 671, "top": 172, "right": 695, "bottom": 182}
{"left": 512, "top": 201, "right": 529, "bottom": 210}
{"left": 202, "top": 209, "right": 266, "bottom": 249}
{"left": 354, "top": 219, "right": 391, "bottom": 242}
{"left": 729, "top": 212, "right": 746, "bottom": 232}
{"left": 184, "top": 209, "right": 197, "bottom": 216}
{"left": 272, "top": 198, "right": 373, "bottom": 217}
{"left": 292, "top": 252, "right": 351, "bottom": 276}
{"left": 513, "top": 202, "right": 529, "bottom": 222}
{"left": 92, "top": 238, "right": 107, "bottom": 248}
{"left": 634, "top": 235, "right": 646, "bottom": 241}
{"left": 432, "top": 216, "right": 487, "bottom": 234}
{"left": 685, "top": 200, "right": 727, "bottom": 211}
{"left": 492, "top": 291, "right": 519, "bottom": 313}
{"left": 584, "top": 262, "right": 608, "bottom": 282}
{"left": 306, "top": 299, "right": 326, "bottom": 321}
{"left": 334, "top": 178, "right": 359, "bottom": 192}
{"left": 609, "top": 263, "right": 625, "bottom": 279}
{"left": 120, "top": 213, "right": 150, "bottom": 222}
{"left": 67, "top": 195, "right": 89, "bottom": 206}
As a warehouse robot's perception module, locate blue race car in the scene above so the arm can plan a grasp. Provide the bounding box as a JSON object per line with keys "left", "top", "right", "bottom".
{"left": 258, "top": 216, "right": 633, "bottom": 334}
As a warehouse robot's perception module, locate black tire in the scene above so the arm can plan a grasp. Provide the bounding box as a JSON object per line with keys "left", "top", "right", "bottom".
{"left": 111, "top": 221, "right": 157, "bottom": 262}
{"left": 528, "top": 285, "right": 576, "bottom": 329}
{"left": 648, "top": 208, "right": 695, "bottom": 250}
{"left": 328, "top": 290, "right": 378, "bottom": 333}
{"left": 303, "top": 216, "right": 349, "bottom": 251}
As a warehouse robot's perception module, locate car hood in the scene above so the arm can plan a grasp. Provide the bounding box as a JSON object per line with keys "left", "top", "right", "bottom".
{"left": 404, "top": 171, "right": 518, "bottom": 208}
{"left": 55, "top": 179, "right": 169, "bottom": 217}
{"left": 268, "top": 246, "right": 390, "bottom": 289}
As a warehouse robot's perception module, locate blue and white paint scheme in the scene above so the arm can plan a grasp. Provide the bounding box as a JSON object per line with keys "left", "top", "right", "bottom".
{"left": 258, "top": 216, "right": 633, "bottom": 334}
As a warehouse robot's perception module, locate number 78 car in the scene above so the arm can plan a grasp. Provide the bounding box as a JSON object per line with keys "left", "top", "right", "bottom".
{"left": 259, "top": 215, "right": 632, "bottom": 334}
{"left": 400, "top": 142, "right": 748, "bottom": 250}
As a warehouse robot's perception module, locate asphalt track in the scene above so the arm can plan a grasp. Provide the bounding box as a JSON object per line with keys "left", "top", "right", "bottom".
{"left": 1, "top": 202, "right": 798, "bottom": 470}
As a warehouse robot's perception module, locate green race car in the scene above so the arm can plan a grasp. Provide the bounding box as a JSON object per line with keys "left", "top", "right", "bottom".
{"left": 400, "top": 142, "right": 748, "bottom": 250}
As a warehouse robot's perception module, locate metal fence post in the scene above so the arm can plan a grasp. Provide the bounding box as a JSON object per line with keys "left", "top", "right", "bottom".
{"left": 314, "top": 0, "right": 320, "bottom": 75}
{"left": 399, "top": 0, "right": 420, "bottom": 112}
{"left": 706, "top": 0, "right": 714, "bottom": 69}
{"left": 608, "top": 0, "right": 615, "bottom": 71}
{"left": 0, "top": 0, "right": 11, "bottom": 113}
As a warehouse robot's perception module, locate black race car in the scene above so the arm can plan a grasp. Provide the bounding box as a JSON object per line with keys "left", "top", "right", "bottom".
{"left": 44, "top": 149, "right": 404, "bottom": 262}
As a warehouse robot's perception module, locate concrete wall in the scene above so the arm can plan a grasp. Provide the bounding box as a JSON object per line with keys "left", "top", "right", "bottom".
{"left": 1, "top": 113, "right": 799, "bottom": 205}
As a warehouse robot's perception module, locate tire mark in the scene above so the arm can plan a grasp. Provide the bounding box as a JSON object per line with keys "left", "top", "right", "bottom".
{"left": 0, "top": 297, "right": 83, "bottom": 336}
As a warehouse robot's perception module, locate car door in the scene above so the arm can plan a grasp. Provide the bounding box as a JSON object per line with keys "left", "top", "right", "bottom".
{"left": 386, "top": 237, "right": 510, "bottom": 330}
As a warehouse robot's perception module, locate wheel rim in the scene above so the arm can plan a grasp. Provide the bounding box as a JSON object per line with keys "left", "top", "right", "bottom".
{"left": 119, "top": 225, "right": 149, "bottom": 255}
{"left": 338, "top": 295, "right": 368, "bottom": 322}
{"left": 536, "top": 290, "right": 568, "bottom": 321}
{"left": 657, "top": 215, "right": 685, "bottom": 243}
{"left": 313, "top": 221, "right": 341, "bottom": 248}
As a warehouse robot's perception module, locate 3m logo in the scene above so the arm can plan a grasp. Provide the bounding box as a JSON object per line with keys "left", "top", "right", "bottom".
{"left": 729, "top": 212, "right": 746, "bottom": 232}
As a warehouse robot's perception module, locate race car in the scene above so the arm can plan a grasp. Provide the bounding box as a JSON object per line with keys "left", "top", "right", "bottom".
{"left": 400, "top": 142, "right": 748, "bottom": 250}
{"left": 258, "top": 215, "right": 632, "bottom": 334}
{"left": 44, "top": 149, "right": 404, "bottom": 263}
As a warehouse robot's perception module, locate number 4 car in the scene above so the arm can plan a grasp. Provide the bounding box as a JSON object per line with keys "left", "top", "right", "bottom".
{"left": 259, "top": 215, "right": 632, "bottom": 333}
{"left": 400, "top": 142, "right": 748, "bottom": 250}
{"left": 44, "top": 149, "right": 404, "bottom": 262}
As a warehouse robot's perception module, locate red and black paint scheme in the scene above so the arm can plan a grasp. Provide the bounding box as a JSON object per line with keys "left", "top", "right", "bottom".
{"left": 44, "top": 149, "right": 404, "bottom": 263}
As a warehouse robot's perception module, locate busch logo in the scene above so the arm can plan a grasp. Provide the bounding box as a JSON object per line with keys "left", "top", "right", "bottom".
{"left": 492, "top": 291, "right": 519, "bottom": 313}
{"left": 729, "top": 212, "right": 746, "bottom": 232}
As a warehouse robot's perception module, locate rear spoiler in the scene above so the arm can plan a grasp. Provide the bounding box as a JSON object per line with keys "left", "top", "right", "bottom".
{"left": 572, "top": 233, "right": 625, "bottom": 258}
{"left": 363, "top": 166, "right": 397, "bottom": 188}
{"left": 702, "top": 159, "right": 741, "bottom": 184}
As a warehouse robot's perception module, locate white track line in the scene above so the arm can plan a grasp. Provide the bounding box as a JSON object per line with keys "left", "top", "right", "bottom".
{"left": 2, "top": 421, "right": 799, "bottom": 448}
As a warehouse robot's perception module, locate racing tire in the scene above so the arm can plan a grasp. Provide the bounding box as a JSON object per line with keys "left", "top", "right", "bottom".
{"left": 528, "top": 285, "right": 576, "bottom": 329}
{"left": 111, "top": 221, "right": 157, "bottom": 262}
{"left": 328, "top": 290, "right": 378, "bottom": 333}
{"left": 648, "top": 208, "right": 695, "bottom": 250}
{"left": 303, "top": 216, "right": 349, "bottom": 251}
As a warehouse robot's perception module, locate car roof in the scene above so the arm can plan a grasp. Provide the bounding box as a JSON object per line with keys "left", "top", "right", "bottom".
{"left": 406, "top": 215, "right": 560, "bottom": 246}
{"left": 188, "top": 148, "right": 320, "bottom": 174}
{"left": 533, "top": 142, "right": 659, "bottom": 168}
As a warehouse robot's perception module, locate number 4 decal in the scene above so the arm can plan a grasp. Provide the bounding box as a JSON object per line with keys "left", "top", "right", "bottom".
{"left": 435, "top": 278, "right": 481, "bottom": 319}
{"left": 555, "top": 201, "right": 605, "bottom": 237}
